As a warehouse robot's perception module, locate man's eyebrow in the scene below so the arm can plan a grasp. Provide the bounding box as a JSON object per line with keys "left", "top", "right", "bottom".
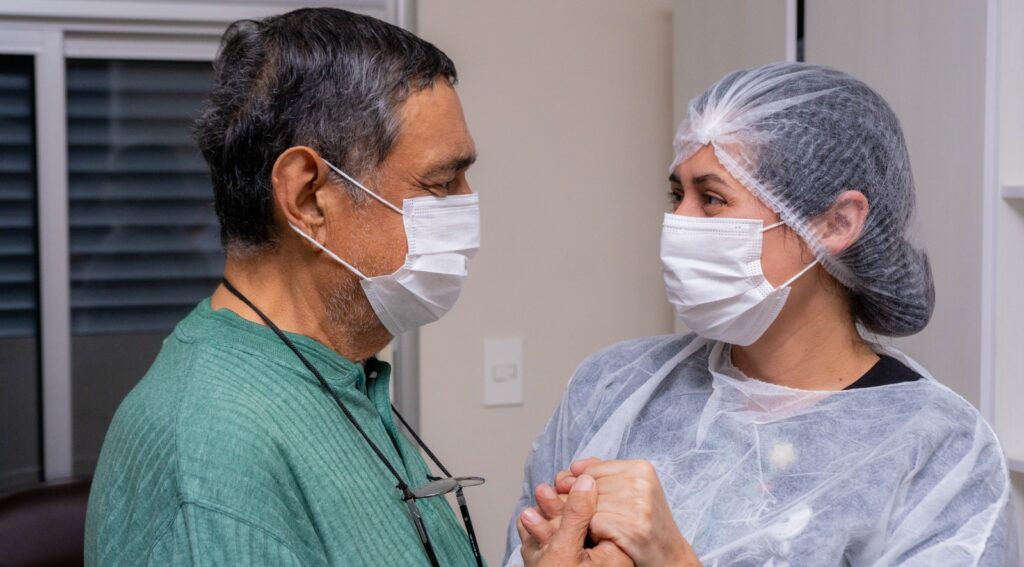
{"left": 669, "top": 173, "right": 681, "bottom": 184}
{"left": 423, "top": 153, "right": 478, "bottom": 179}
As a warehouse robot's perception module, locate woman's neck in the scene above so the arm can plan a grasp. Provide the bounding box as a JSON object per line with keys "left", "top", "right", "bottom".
{"left": 730, "top": 276, "right": 879, "bottom": 390}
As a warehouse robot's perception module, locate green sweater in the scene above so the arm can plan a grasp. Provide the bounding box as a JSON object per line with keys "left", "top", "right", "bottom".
{"left": 84, "top": 299, "right": 478, "bottom": 566}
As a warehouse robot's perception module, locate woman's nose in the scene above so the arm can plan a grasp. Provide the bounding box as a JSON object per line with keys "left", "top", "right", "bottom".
{"left": 673, "top": 196, "right": 705, "bottom": 218}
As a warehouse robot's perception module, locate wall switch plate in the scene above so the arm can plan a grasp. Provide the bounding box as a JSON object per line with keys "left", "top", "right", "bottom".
{"left": 484, "top": 337, "right": 523, "bottom": 407}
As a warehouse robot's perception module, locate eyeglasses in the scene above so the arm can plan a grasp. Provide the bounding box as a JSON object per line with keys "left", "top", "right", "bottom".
{"left": 402, "top": 476, "right": 486, "bottom": 567}
{"left": 223, "top": 279, "right": 485, "bottom": 567}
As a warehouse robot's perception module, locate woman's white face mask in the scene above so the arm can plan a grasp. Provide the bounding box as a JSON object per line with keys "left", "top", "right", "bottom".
{"left": 660, "top": 214, "right": 818, "bottom": 346}
{"left": 290, "top": 159, "right": 480, "bottom": 337}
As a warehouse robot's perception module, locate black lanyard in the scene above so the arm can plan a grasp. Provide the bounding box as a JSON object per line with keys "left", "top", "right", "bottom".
{"left": 221, "top": 278, "right": 482, "bottom": 567}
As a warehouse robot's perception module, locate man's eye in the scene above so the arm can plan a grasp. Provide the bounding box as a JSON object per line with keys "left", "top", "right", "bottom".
{"left": 668, "top": 191, "right": 683, "bottom": 206}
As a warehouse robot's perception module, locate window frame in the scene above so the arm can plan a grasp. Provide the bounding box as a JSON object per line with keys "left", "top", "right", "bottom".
{"left": 0, "top": 0, "right": 415, "bottom": 482}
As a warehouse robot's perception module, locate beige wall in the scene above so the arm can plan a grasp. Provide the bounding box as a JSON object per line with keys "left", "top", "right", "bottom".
{"left": 417, "top": 1, "right": 675, "bottom": 563}
{"left": 997, "top": 0, "right": 1024, "bottom": 552}
{"left": 672, "top": 0, "right": 790, "bottom": 124}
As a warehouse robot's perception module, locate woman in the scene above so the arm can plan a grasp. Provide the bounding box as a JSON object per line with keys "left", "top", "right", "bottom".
{"left": 505, "top": 63, "right": 1018, "bottom": 566}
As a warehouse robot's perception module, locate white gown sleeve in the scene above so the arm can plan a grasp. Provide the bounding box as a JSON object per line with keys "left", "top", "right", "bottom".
{"left": 877, "top": 418, "right": 1018, "bottom": 565}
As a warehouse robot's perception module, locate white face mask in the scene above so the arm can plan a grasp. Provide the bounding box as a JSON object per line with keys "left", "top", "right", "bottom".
{"left": 661, "top": 214, "right": 818, "bottom": 346}
{"left": 290, "top": 160, "right": 480, "bottom": 337}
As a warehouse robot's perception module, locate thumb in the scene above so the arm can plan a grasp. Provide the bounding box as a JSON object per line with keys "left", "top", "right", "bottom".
{"left": 548, "top": 474, "right": 597, "bottom": 553}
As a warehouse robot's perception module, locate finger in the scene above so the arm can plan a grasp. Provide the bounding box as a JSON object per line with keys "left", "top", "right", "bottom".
{"left": 585, "top": 476, "right": 656, "bottom": 539}
{"left": 555, "top": 475, "right": 576, "bottom": 494}
{"left": 554, "top": 469, "right": 575, "bottom": 493}
{"left": 569, "top": 457, "right": 603, "bottom": 476}
{"left": 534, "top": 483, "right": 564, "bottom": 519}
{"left": 555, "top": 468, "right": 573, "bottom": 484}
{"left": 589, "top": 540, "right": 635, "bottom": 567}
{"left": 516, "top": 517, "right": 542, "bottom": 565}
{"left": 548, "top": 474, "right": 598, "bottom": 552}
{"left": 579, "top": 459, "right": 654, "bottom": 480}
{"left": 590, "top": 474, "right": 641, "bottom": 502}
{"left": 520, "top": 507, "right": 556, "bottom": 546}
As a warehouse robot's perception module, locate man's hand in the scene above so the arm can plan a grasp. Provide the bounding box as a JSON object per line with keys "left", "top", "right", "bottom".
{"left": 549, "top": 458, "right": 702, "bottom": 567}
{"left": 517, "top": 474, "right": 633, "bottom": 567}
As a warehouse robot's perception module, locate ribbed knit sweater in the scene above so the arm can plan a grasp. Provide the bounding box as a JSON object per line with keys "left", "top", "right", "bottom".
{"left": 84, "top": 299, "right": 477, "bottom": 566}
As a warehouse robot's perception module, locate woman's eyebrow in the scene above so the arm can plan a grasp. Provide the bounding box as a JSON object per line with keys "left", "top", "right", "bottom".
{"left": 692, "top": 173, "right": 728, "bottom": 186}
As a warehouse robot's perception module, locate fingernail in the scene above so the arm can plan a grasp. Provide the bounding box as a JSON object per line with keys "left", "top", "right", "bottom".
{"left": 538, "top": 484, "right": 557, "bottom": 499}
{"left": 572, "top": 474, "right": 594, "bottom": 492}
{"left": 522, "top": 507, "right": 541, "bottom": 525}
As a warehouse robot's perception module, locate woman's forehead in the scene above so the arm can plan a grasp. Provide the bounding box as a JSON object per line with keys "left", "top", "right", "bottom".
{"left": 673, "top": 146, "right": 741, "bottom": 189}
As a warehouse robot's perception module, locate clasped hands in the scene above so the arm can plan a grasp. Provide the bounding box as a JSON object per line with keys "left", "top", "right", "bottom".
{"left": 515, "top": 458, "right": 702, "bottom": 567}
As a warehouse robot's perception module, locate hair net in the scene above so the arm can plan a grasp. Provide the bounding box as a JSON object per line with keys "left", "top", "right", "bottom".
{"left": 671, "top": 62, "right": 934, "bottom": 337}
{"left": 505, "top": 335, "right": 1017, "bottom": 566}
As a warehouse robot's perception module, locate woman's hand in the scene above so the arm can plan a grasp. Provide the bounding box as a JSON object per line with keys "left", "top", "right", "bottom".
{"left": 517, "top": 474, "right": 634, "bottom": 566}
{"left": 546, "top": 458, "right": 702, "bottom": 567}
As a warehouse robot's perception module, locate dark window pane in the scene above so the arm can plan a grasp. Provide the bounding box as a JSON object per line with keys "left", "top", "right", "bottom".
{"left": 0, "top": 55, "right": 41, "bottom": 492}
{"left": 66, "top": 59, "right": 221, "bottom": 475}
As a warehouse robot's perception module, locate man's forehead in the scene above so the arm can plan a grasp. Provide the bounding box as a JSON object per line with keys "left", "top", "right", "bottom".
{"left": 392, "top": 83, "right": 475, "bottom": 170}
{"left": 398, "top": 81, "right": 466, "bottom": 128}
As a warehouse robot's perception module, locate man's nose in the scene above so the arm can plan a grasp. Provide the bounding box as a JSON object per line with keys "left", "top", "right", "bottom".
{"left": 452, "top": 174, "right": 473, "bottom": 196}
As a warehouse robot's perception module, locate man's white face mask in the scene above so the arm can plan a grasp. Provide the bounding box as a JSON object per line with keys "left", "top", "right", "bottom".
{"left": 290, "top": 159, "right": 480, "bottom": 337}
{"left": 660, "top": 214, "right": 818, "bottom": 346}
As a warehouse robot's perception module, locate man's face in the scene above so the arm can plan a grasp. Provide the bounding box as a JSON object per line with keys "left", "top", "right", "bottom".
{"left": 317, "top": 80, "right": 477, "bottom": 332}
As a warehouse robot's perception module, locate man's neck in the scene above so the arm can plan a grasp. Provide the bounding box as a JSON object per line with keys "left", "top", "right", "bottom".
{"left": 210, "top": 254, "right": 391, "bottom": 363}
{"left": 730, "top": 283, "right": 878, "bottom": 391}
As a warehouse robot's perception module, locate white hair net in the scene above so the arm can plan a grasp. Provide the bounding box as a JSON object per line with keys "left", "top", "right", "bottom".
{"left": 504, "top": 335, "right": 1018, "bottom": 566}
{"left": 671, "top": 62, "right": 934, "bottom": 336}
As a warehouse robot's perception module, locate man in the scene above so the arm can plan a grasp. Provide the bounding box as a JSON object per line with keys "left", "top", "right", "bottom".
{"left": 85, "top": 7, "right": 628, "bottom": 566}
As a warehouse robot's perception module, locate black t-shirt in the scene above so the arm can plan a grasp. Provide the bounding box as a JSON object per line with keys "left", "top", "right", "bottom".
{"left": 844, "top": 355, "right": 922, "bottom": 390}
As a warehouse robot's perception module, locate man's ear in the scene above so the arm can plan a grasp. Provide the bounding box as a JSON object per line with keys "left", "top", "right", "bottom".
{"left": 271, "top": 146, "right": 331, "bottom": 241}
{"left": 814, "top": 190, "right": 870, "bottom": 255}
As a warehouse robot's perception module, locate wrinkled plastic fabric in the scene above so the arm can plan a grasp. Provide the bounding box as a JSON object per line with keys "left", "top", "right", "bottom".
{"left": 504, "top": 335, "right": 1018, "bottom": 566}
{"left": 671, "top": 63, "right": 934, "bottom": 337}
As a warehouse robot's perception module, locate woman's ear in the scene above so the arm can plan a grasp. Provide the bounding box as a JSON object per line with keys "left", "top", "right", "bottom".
{"left": 271, "top": 146, "right": 331, "bottom": 241}
{"left": 814, "top": 190, "right": 869, "bottom": 255}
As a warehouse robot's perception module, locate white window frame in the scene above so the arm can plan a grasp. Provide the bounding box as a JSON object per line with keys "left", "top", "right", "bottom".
{"left": 0, "top": 0, "right": 418, "bottom": 482}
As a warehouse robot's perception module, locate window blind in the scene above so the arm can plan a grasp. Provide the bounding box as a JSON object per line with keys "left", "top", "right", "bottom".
{"left": 0, "top": 56, "right": 38, "bottom": 340}
{"left": 67, "top": 59, "right": 223, "bottom": 335}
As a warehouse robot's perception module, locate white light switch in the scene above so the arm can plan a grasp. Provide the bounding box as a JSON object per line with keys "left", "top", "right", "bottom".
{"left": 484, "top": 337, "right": 523, "bottom": 406}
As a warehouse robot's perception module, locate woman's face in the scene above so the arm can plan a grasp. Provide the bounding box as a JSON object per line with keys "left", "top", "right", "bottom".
{"left": 669, "top": 145, "right": 816, "bottom": 290}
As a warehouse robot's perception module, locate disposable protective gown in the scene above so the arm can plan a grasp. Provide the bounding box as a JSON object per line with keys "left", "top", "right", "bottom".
{"left": 504, "top": 334, "right": 1017, "bottom": 566}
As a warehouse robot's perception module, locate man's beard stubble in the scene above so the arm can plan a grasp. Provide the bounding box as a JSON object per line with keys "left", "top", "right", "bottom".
{"left": 322, "top": 276, "right": 389, "bottom": 341}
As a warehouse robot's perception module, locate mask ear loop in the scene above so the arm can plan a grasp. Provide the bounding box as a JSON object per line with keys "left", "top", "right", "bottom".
{"left": 322, "top": 158, "right": 405, "bottom": 216}
{"left": 779, "top": 258, "right": 820, "bottom": 289}
{"left": 292, "top": 159, "right": 404, "bottom": 281}
{"left": 288, "top": 223, "right": 370, "bottom": 281}
{"left": 760, "top": 219, "right": 821, "bottom": 289}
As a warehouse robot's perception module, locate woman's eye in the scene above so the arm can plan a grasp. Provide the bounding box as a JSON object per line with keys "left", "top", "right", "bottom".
{"left": 668, "top": 191, "right": 683, "bottom": 206}
{"left": 704, "top": 194, "right": 725, "bottom": 207}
